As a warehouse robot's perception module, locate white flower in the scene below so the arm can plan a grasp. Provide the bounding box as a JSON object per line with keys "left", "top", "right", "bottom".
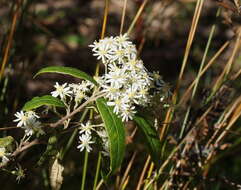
{"left": 0, "top": 147, "right": 10, "bottom": 163}
{"left": 79, "top": 81, "right": 94, "bottom": 92}
{"left": 14, "top": 111, "right": 28, "bottom": 127}
{"left": 120, "top": 106, "right": 136, "bottom": 122}
{"left": 74, "top": 91, "right": 86, "bottom": 103}
{"left": 14, "top": 110, "right": 43, "bottom": 136}
{"left": 123, "top": 86, "right": 139, "bottom": 104}
{"left": 79, "top": 121, "right": 95, "bottom": 135}
{"left": 115, "top": 33, "right": 132, "bottom": 48}
{"left": 102, "top": 84, "right": 121, "bottom": 100}
{"left": 107, "top": 98, "right": 129, "bottom": 114}
{"left": 51, "top": 82, "right": 72, "bottom": 100}
{"left": 89, "top": 40, "right": 100, "bottom": 51}
{"left": 99, "top": 36, "right": 116, "bottom": 49}
{"left": 126, "top": 59, "right": 143, "bottom": 70}
{"left": 92, "top": 42, "right": 112, "bottom": 64}
{"left": 110, "top": 45, "right": 126, "bottom": 64}
{"left": 105, "top": 69, "right": 127, "bottom": 88}
{"left": 77, "top": 134, "right": 94, "bottom": 152}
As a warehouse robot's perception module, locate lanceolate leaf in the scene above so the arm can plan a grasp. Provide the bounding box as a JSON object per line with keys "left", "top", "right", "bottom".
{"left": 22, "top": 95, "right": 65, "bottom": 111}
{"left": 96, "top": 98, "right": 125, "bottom": 177}
{"left": 34, "top": 66, "right": 97, "bottom": 85}
{"left": 134, "top": 116, "right": 161, "bottom": 166}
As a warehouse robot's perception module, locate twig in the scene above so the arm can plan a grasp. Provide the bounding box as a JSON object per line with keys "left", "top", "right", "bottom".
{"left": 0, "top": 139, "right": 40, "bottom": 169}
{"left": 50, "top": 92, "right": 105, "bottom": 128}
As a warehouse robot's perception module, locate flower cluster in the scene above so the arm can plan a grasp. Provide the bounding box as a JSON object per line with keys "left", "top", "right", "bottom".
{"left": 77, "top": 121, "right": 109, "bottom": 154}
{"left": 51, "top": 81, "right": 95, "bottom": 108}
{"left": 90, "top": 34, "right": 153, "bottom": 121}
{"left": 14, "top": 111, "right": 44, "bottom": 136}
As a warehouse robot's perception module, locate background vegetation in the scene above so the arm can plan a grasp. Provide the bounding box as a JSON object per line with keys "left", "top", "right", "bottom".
{"left": 0, "top": 0, "right": 240, "bottom": 189}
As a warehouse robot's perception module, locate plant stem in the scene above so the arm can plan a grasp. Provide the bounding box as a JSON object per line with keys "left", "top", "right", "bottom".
{"left": 50, "top": 92, "right": 105, "bottom": 128}
{"left": 93, "top": 152, "right": 102, "bottom": 190}
{"left": 81, "top": 150, "right": 89, "bottom": 190}
{"left": 59, "top": 109, "right": 89, "bottom": 160}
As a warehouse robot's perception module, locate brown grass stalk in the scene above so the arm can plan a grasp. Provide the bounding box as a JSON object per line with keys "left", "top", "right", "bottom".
{"left": 0, "top": 0, "right": 22, "bottom": 79}
{"left": 160, "top": 0, "right": 204, "bottom": 141}
{"left": 179, "top": 41, "right": 230, "bottom": 105}
{"left": 120, "top": 0, "right": 128, "bottom": 35}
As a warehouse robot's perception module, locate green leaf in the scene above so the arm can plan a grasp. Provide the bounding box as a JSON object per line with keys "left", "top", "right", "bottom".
{"left": 22, "top": 95, "right": 65, "bottom": 111}
{"left": 34, "top": 66, "right": 97, "bottom": 86}
{"left": 96, "top": 98, "right": 125, "bottom": 177}
{"left": 134, "top": 116, "right": 161, "bottom": 166}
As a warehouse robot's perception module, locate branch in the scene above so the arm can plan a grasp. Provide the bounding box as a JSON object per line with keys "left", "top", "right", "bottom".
{"left": 50, "top": 92, "right": 105, "bottom": 128}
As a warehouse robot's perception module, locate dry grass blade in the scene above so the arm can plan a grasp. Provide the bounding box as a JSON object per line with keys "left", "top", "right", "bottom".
{"left": 212, "top": 29, "right": 241, "bottom": 94}
{"left": 127, "top": 0, "right": 148, "bottom": 35}
{"left": 160, "top": 0, "right": 205, "bottom": 140}
{"left": 120, "top": 0, "right": 128, "bottom": 35}
{"left": 231, "top": 67, "right": 241, "bottom": 80}
{"left": 120, "top": 151, "right": 137, "bottom": 188}
{"left": 101, "top": 0, "right": 109, "bottom": 40}
{"left": 136, "top": 155, "right": 151, "bottom": 190}
{"left": 121, "top": 176, "right": 130, "bottom": 190}
{"left": 179, "top": 41, "right": 230, "bottom": 105}
{"left": 204, "top": 95, "right": 241, "bottom": 164}
{"left": 0, "top": 0, "right": 22, "bottom": 79}
{"left": 215, "top": 96, "right": 241, "bottom": 145}
{"left": 96, "top": 179, "right": 104, "bottom": 190}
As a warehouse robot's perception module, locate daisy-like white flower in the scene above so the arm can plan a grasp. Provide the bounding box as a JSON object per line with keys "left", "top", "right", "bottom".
{"left": 0, "top": 147, "right": 10, "bottom": 163}
{"left": 74, "top": 90, "right": 86, "bottom": 104}
{"left": 79, "top": 121, "right": 96, "bottom": 135}
{"left": 79, "top": 81, "right": 94, "bottom": 92}
{"left": 105, "top": 69, "right": 127, "bottom": 88}
{"left": 14, "top": 111, "right": 28, "bottom": 127}
{"left": 107, "top": 98, "right": 129, "bottom": 114}
{"left": 126, "top": 59, "right": 144, "bottom": 71}
{"left": 77, "top": 133, "right": 94, "bottom": 152}
{"left": 110, "top": 45, "right": 126, "bottom": 64}
{"left": 99, "top": 36, "right": 116, "bottom": 49}
{"left": 51, "top": 82, "right": 72, "bottom": 100}
{"left": 92, "top": 43, "right": 112, "bottom": 64}
{"left": 14, "top": 110, "right": 44, "bottom": 136}
{"left": 89, "top": 40, "right": 100, "bottom": 51}
{"left": 120, "top": 106, "right": 136, "bottom": 122}
{"left": 102, "top": 84, "right": 121, "bottom": 100}
{"left": 123, "top": 86, "right": 139, "bottom": 104}
{"left": 115, "top": 33, "right": 132, "bottom": 48}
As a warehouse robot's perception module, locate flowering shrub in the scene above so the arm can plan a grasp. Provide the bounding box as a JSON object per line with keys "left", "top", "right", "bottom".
{"left": 1, "top": 34, "right": 168, "bottom": 188}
